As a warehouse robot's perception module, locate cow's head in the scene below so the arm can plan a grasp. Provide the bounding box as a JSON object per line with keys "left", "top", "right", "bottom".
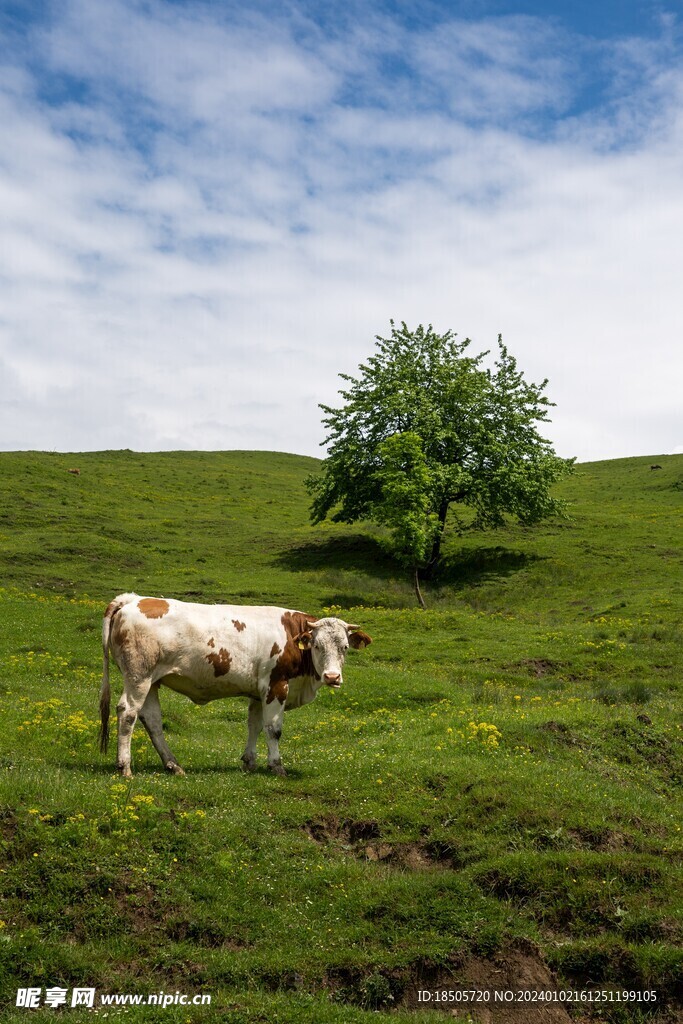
{"left": 294, "top": 617, "right": 372, "bottom": 688}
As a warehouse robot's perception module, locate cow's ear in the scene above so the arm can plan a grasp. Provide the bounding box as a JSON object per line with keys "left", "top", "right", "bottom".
{"left": 348, "top": 629, "right": 372, "bottom": 649}
{"left": 294, "top": 631, "right": 313, "bottom": 650}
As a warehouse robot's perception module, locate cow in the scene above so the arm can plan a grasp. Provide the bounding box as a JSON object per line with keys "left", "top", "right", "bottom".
{"left": 99, "top": 593, "right": 372, "bottom": 778}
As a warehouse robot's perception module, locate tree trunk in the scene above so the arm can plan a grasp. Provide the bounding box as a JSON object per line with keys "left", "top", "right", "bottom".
{"left": 423, "top": 497, "right": 451, "bottom": 579}
{"left": 413, "top": 567, "right": 426, "bottom": 610}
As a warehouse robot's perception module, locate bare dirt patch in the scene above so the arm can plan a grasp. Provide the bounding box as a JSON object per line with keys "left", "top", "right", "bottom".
{"left": 303, "top": 816, "right": 458, "bottom": 869}
{"left": 166, "top": 918, "right": 245, "bottom": 950}
{"left": 512, "top": 658, "right": 560, "bottom": 678}
{"left": 323, "top": 942, "right": 572, "bottom": 1022}
{"left": 0, "top": 807, "right": 18, "bottom": 845}
{"left": 112, "top": 884, "right": 162, "bottom": 936}
{"left": 399, "top": 944, "right": 572, "bottom": 1023}
{"left": 304, "top": 816, "right": 380, "bottom": 846}
{"left": 566, "top": 825, "right": 635, "bottom": 852}
{"left": 364, "top": 841, "right": 438, "bottom": 869}
{"left": 538, "top": 721, "right": 582, "bottom": 747}
{"left": 609, "top": 723, "right": 682, "bottom": 782}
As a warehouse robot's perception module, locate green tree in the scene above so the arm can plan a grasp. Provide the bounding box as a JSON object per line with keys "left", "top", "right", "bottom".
{"left": 372, "top": 431, "right": 440, "bottom": 608}
{"left": 306, "top": 322, "right": 574, "bottom": 604}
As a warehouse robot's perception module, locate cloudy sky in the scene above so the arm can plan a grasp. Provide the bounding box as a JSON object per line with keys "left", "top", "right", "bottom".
{"left": 1, "top": 0, "right": 681, "bottom": 461}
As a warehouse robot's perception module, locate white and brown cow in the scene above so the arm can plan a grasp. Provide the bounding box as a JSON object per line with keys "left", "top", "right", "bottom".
{"left": 99, "top": 593, "right": 372, "bottom": 778}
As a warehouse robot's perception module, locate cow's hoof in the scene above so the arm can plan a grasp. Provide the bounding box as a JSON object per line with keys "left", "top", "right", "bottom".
{"left": 119, "top": 768, "right": 133, "bottom": 780}
{"left": 241, "top": 755, "right": 257, "bottom": 772}
{"left": 269, "top": 763, "right": 287, "bottom": 778}
{"left": 167, "top": 762, "right": 185, "bottom": 776}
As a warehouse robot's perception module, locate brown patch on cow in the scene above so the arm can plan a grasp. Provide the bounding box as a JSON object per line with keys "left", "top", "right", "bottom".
{"left": 111, "top": 614, "right": 130, "bottom": 651}
{"left": 283, "top": 610, "right": 319, "bottom": 638}
{"left": 206, "top": 647, "right": 231, "bottom": 677}
{"left": 207, "top": 637, "right": 215, "bottom": 648}
{"left": 104, "top": 597, "right": 128, "bottom": 626}
{"left": 269, "top": 642, "right": 281, "bottom": 658}
{"left": 110, "top": 618, "right": 161, "bottom": 681}
{"left": 232, "top": 619, "right": 246, "bottom": 632}
{"left": 266, "top": 678, "right": 289, "bottom": 705}
{"left": 269, "top": 611, "right": 319, "bottom": 688}
{"left": 138, "top": 598, "right": 170, "bottom": 619}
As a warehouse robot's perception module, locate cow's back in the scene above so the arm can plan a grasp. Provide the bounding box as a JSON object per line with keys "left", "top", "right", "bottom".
{"left": 112, "top": 597, "right": 303, "bottom": 698}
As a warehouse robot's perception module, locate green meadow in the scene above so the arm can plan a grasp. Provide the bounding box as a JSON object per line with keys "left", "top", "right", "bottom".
{"left": 0, "top": 450, "right": 681, "bottom": 1022}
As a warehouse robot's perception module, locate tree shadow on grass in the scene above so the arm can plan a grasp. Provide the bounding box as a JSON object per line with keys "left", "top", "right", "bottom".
{"left": 272, "top": 533, "right": 403, "bottom": 607}
{"left": 60, "top": 761, "right": 125, "bottom": 775}
{"left": 186, "top": 764, "right": 306, "bottom": 780}
{"left": 434, "top": 545, "right": 544, "bottom": 590}
{"left": 62, "top": 761, "right": 306, "bottom": 780}
{"left": 277, "top": 534, "right": 543, "bottom": 587}
{"left": 274, "top": 533, "right": 395, "bottom": 576}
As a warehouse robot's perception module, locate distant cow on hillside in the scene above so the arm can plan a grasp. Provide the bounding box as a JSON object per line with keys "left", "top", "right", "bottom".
{"left": 100, "top": 594, "right": 372, "bottom": 778}
{"left": 650, "top": 464, "right": 662, "bottom": 470}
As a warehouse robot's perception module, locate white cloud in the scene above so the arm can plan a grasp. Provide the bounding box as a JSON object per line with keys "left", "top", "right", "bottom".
{"left": 411, "top": 16, "right": 575, "bottom": 122}
{"left": 42, "top": 0, "right": 337, "bottom": 123}
{"left": 1, "top": 0, "right": 682, "bottom": 460}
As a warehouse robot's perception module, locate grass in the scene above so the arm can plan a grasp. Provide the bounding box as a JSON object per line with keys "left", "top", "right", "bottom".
{"left": 0, "top": 450, "right": 681, "bottom": 1021}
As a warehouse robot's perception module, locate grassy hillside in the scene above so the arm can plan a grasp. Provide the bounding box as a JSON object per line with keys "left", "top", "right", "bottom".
{"left": 0, "top": 450, "right": 681, "bottom": 1023}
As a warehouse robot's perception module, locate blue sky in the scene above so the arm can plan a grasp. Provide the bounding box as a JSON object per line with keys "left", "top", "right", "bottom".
{"left": 1, "top": 0, "right": 681, "bottom": 458}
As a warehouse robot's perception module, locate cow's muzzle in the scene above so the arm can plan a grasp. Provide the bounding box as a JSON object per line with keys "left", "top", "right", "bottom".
{"left": 324, "top": 672, "right": 342, "bottom": 689}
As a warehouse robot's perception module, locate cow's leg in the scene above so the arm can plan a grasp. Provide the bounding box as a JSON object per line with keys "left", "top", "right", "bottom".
{"left": 116, "top": 677, "right": 153, "bottom": 779}
{"left": 241, "top": 699, "right": 262, "bottom": 771}
{"left": 262, "top": 684, "right": 288, "bottom": 777}
{"left": 138, "top": 684, "right": 185, "bottom": 776}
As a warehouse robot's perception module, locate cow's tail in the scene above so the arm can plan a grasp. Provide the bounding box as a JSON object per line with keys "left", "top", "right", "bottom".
{"left": 100, "top": 593, "right": 137, "bottom": 753}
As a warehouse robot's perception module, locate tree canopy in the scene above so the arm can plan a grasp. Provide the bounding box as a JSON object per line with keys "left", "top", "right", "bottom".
{"left": 306, "top": 322, "right": 574, "bottom": 602}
